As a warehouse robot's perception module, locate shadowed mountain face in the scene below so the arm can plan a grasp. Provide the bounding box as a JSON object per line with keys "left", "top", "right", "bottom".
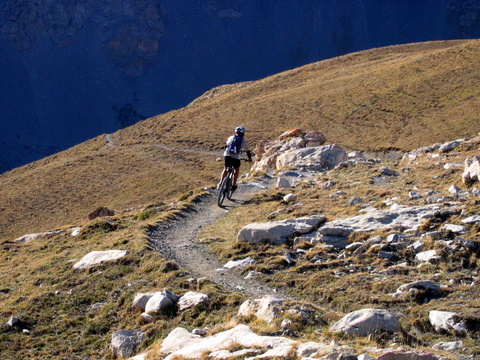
{"left": 0, "top": 0, "right": 479, "bottom": 172}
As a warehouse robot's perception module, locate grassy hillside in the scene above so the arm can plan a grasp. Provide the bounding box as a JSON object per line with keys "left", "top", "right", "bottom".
{"left": 0, "top": 39, "right": 480, "bottom": 359}
{"left": 1, "top": 39, "right": 480, "bottom": 241}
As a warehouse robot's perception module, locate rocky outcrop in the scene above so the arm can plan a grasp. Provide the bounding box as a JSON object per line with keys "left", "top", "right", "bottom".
{"left": 276, "top": 144, "right": 348, "bottom": 171}
{"left": 251, "top": 129, "right": 329, "bottom": 172}
{"left": 318, "top": 204, "right": 446, "bottom": 237}
{"left": 237, "top": 216, "right": 326, "bottom": 244}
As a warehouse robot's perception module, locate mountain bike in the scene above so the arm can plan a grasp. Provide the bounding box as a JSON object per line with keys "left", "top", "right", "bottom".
{"left": 217, "top": 158, "right": 250, "bottom": 207}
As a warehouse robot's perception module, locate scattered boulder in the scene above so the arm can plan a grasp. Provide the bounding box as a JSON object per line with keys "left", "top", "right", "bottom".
{"left": 376, "top": 349, "right": 441, "bottom": 360}
{"left": 145, "top": 293, "right": 174, "bottom": 315}
{"left": 462, "top": 215, "right": 480, "bottom": 224}
{"left": 223, "top": 257, "right": 257, "bottom": 269}
{"left": 111, "top": 329, "right": 146, "bottom": 358}
{"left": 378, "top": 167, "right": 399, "bottom": 176}
{"left": 441, "top": 224, "right": 468, "bottom": 234}
{"left": 449, "top": 184, "right": 462, "bottom": 194}
{"left": 462, "top": 156, "right": 480, "bottom": 185}
{"left": 330, "top": 309, "right": 401, "bottom": 336}
{"left": 283, "top": 193, "right": 297, "bottom": 203}
{"left": 415, "top": 250, "right": 441, "bottom": 263}
{"left": 276, "top": 176, "right": 292, "bottom": 188}
{"left": 7, "top": 316, "right": 21, "bottom": 327}
{"left": 237, "top": 216, "right": 325, "bottom": 244}
{"left": 237, "top": 296, "right": 285, "bottom": 324}
{"left": 432, "top": 340, "right": 463, "bottom": 352}
{"left": 133, "top": 289, "right": 180, "bottom": 313}
{"left": 133, "top": 293, "right": 155, "bottom": 312}
{"left": 392, "top": 281, "right": 443, "bottom": 301}
{"left": 73, "top": 250, "right": 128, "bottom": 269}
{"left": 88, "top": 206, "right": 115, "bottom": 220}
{"left": 429, "top": 310, "right": 466, "bottom": 334}
{"left": 177, "top": 291, "right": 209, "bottom": 311}
{"left": 348, "top": 196, "right": 364, "bottom": 206}
{"left": 439, "top": 140, "right": 460, "bottom": 153}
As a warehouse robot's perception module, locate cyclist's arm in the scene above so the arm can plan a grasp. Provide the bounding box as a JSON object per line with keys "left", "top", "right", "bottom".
{"left": 246, "top": 150, "right": 252, "bottom": 161}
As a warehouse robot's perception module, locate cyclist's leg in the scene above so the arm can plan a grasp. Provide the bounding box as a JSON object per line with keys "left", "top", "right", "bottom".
{"left": 233, "top": 167, "right": 240, "bottom": 186}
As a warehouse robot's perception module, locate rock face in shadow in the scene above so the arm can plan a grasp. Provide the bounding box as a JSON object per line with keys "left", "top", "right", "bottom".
{"left": 1, "top": 0, "right": 480, "bottom": 171}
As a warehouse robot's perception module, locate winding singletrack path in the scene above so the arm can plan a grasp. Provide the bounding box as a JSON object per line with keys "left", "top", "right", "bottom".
{"left": 148, "top": 178, "right": 291, "bottom": 299}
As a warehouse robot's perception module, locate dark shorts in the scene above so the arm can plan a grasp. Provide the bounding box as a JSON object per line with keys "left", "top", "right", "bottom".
{"left": 224, "top": 156, "right": 241, "bottom": 169}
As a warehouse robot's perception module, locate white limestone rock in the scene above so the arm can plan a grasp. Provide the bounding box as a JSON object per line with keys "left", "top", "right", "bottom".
{"left": 330, "top": 309, "right": 401, "bottom": 336}
{"left": 73, "top": 250, "right": 128, "bottom": 269}
{"left": 237, "top": 216, "right": 325, "bottom": 244}
{"left": 237, "top": 296, "right": 285, "bottom": 324}
{"left": 319, "top": 204, "right": 442, "bottom": 237}
{"left": 276, "top": 144, "right": 347, "bottom": 171}
{"left": 462, "top": 156, "right": 480, "bottom": 185}
{"left": 429, "top": 310, "right": 466, "bottom": 334}
{"left": 224, "top": 257, "right": 257, "bottom": 269}
{"left": 415, "top": 250, "right": 441, "bottom": 263}
{"left": 144, "top": 293, "right": 174, "bottom": 315}
{"left": 160, "top": 324, "right": 296, "bottom": 360}
{"left": 441, "top": 224, "right": 468, "bottom": 233}
{"left": 177, "top": 291, "right": 209, "bottom": 311}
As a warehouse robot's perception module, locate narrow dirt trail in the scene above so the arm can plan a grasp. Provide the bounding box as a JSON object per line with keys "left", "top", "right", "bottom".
{"left": 149, "top": 177, "right": 292, "bottom": 299}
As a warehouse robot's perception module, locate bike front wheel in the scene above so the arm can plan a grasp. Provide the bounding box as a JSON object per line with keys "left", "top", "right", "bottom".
{"left": 217, "top": 176, "right": 231, "bottom": 207}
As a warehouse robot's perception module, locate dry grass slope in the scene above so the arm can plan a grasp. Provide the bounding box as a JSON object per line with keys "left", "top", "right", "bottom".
{"left": 1, "top": 39, "right": 479, "bottom": 241}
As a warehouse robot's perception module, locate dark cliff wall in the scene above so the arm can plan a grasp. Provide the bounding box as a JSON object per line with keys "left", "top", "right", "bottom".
{"left": 0, "top": 0, "right": 479, "bottom": 171}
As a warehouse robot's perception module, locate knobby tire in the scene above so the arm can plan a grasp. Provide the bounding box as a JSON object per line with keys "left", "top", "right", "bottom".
{"left": 217, "top": 176, "right": 231, "bottom": 207}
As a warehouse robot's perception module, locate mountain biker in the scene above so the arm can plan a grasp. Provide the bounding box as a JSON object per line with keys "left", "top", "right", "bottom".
{"left": 218, "top": 126, "right": 252, "bottom": 193}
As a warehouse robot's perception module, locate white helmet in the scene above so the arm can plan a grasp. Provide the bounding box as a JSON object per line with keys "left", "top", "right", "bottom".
{"left": 235, "top": 126, "right": 246, "bottom": 134}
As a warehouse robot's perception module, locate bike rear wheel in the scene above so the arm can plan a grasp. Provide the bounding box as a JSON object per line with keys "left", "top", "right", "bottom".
{"left": 217, "top": 176, "right": 231, "bottom": 207}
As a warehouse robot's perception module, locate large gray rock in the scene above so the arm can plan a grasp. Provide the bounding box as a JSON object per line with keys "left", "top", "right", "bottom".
{"left": 330, "top": 309, "right": 401, "bottom": 336}
{"left": 145, "top": 293, "right": 174, "bottom": 315}
{"left": 111, "top": 329, "right": 146, "bottom": 358}
{"left": 237, "top": 216, "right": 325, "bottom": 244}
{"left": 276, "top": 144, "right": 347, "bottom": 170}
{"left": 319, "top": 205, "right": 442, "bottom": 237}
{"left": 73, "top": 250, "right": 128, "bottom": 269}
{"left": 462, "top": 156, "right": 480, "bottom": 185}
